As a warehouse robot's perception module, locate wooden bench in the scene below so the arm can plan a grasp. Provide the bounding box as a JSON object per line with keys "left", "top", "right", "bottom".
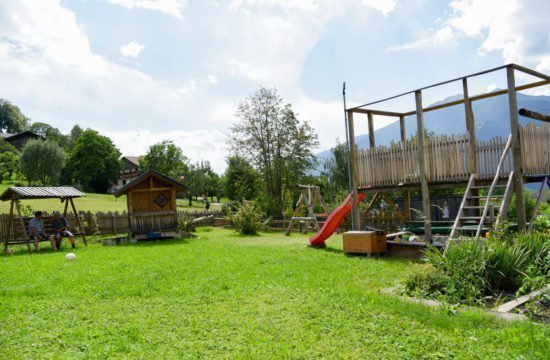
{"left": 9, "top": 216, "right": 80, "bottom": 247}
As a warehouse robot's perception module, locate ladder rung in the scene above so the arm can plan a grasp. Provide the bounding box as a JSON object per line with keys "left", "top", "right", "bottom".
{"left": 470, "top": 185, "right": 506, "bottom": 189}
{"left": 456, "top": 226, "right": 490, "bottom": 231}
{"left": 460, "top": 216, "right": 483, "bottom": 220}
{"left": 463, "top": 206, "right": 485, "bottom": 209}
{"left": 467, "top": 195, "right": 503, "bottom": 199}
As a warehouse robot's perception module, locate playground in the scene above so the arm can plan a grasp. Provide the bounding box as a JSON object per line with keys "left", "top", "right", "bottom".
{"left": 1, "top": 228, "right": 548, "bottom": 358}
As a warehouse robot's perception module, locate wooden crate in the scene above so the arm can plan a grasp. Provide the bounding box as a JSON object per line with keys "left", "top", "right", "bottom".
{"left": 343, "top": 231, "right": 387, "bottom": 254}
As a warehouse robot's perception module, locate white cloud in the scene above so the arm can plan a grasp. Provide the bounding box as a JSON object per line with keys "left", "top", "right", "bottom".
{"left": 386, "top": 0, "right": 550, "bottom": 71}
{"left": 207, "top": 75, "right": 218, "bottom": 84}
{"left": 103, "top": 129, "right": 228, "bottom": 173}
{"left": 105, "top": 0, "right": 186, "bottom": 18}
{"left": 362, "top": 0, "right": 396, "bottom": 17}
{"left": 120, "top": 41, "right": 145, "bottom": 58}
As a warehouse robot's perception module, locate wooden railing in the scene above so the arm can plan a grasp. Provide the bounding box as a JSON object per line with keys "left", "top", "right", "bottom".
{"left": 357, "top": 123, "right": 550, "bottom": 187}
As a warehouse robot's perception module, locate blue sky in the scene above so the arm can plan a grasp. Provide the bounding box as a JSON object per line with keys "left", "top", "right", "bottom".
{"left": 1, "top": 0, "right": 548, "bottom": 172}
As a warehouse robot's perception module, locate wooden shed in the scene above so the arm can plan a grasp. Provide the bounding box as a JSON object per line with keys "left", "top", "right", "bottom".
{"left": 114, "top": 170, "right": 188, "bottom": 240}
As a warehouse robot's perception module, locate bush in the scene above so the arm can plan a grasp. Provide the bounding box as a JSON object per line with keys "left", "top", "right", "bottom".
{"left": 178, "top": 215, "right": 196, "bottom": 233}
{"left": 227, "top": 202, "right": 265, "bottom": 235}
{"left": 406, "top": 234, "right": 550, "bottom": 306}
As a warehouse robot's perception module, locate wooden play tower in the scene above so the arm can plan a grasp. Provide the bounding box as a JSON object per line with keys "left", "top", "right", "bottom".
{"left": 344, "top": 64, "right": 549, "bottom": 241}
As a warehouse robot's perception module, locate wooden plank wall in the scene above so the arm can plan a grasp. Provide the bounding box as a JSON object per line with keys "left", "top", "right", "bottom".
{"left": 357, "top": 124, "right": 549, "bottom": 187}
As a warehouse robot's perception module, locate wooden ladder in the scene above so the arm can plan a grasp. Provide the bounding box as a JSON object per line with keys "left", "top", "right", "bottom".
{"left": 450, "top": 135, "right": 513, "bottom": 240}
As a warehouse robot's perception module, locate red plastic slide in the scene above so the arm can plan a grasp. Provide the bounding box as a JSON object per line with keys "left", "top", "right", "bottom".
{"left": 309, "top": 193, "right": 365, "bottom": 246}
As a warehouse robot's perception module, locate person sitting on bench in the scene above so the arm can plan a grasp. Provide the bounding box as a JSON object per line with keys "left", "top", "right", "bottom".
{"left": 29, "top": 211, "right": 55, "bottom": 251}
{"left": 52, "top": 211, "right": 76, "bottom": 249}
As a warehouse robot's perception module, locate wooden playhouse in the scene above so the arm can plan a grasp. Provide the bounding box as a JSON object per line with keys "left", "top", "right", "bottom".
{"left": 115, "top": 170, "right": 189, "bottom": 240}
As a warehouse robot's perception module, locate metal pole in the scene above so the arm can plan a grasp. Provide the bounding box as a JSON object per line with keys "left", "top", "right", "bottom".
{"left": 342, "top": 82, "right": 355, "bottom": 229}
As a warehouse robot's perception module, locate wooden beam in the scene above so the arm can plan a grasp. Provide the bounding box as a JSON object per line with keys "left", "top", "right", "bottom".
{"left": 415, "top": 90, "right": 432, "bottom": 242}
{"left": 349, "top": 108, "right": 403, "bottom": 117}
{"left": 401, "top": 80, "right": 549, "bottom": 116}
{"left": 512, "top": 63, "right": 550, "bottom": 81}
{"left": 5, "top": 200, "right": 14, "bottom": 249}
{"left": 399, "top": 115, "right": 406, "bottom": 142}
{"left": 367, "top": 112, "right": 375, "bottom": 148}
{"left": 463, "top": 78, "right": 477, "bottom": 174}
{"left": 347, "top": 110, "right": 361, "bottom": 230}
{"left": 130, "top": 187, "right": 174, "bottom": 193}
{"left": 15, "top": 201, "right": 31, "bottom": 252}
{"left": 519, "top": 108, "right": 550, "bottom": 123}
{"left": 507, "top": 66, "right": 526, "bottom": 232}
{"left": 527, "top": 177, "right": 547, "bottom": 233}
{"left": 399, "top": 114, "right": 411, "bottom": 220}
{"left": 70, "top": 198, "right": 87, "bottom": 246}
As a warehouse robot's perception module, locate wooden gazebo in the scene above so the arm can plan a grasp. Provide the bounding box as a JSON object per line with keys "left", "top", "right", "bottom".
{"left": 1, "top": 187, "right": 87, "bottom": 252}
{"left": 114, "top": 170, "right": 188, "bottom": 240}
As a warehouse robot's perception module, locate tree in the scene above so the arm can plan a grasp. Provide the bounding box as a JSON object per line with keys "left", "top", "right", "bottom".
{"left": 19, "top": 140, "right": 66, "bottom": 185}
{"left": 140, "top": 140, "right": 188, "bottom": 178}
{"left": 69, "top": 125, "right": 83, "bottom": 150}
{"left": 0, "top": 99, "right": 30, "bottom": 133}
{"left": 228, "top": 87, "right": 319, "bottom": 216}
{"left": 67, "top": 130, "right": 122, "bottom": 193}
{"left": 0, "top": 139, "right": 18, "bottom": 154}
{"left": 223, "top": 156, "right": 261, "bottom": 201}
{"left": 29, "top": 122, "right": 69, "bottom": 149}
{"left": 0, "top": 152, "right": 19, "bottom": 183}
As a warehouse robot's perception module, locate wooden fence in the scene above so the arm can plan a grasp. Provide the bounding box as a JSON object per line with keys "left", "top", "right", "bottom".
{"left": 357, "top": 124, "right": 550, "bottom": 187}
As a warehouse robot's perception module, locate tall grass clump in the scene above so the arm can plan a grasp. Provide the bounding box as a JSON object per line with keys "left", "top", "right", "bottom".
{"left": 227, "top": 202, "right": 265, "bottom": 235}
{"left": 405, "top": 233, "right": 550, "bottom": 306}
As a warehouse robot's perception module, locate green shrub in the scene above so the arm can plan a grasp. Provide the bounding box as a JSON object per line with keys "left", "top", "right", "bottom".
{"left": 227, "top": 202, "right": 265, "bottom": 235}
{"left": 407, "top": 235, "right": 549, "bottom": 306}
{"left": 221, "top": 200, "right": 241, "bottom": 216}
{"left": 178, "top": 215, "right": 196, "bottom": 233}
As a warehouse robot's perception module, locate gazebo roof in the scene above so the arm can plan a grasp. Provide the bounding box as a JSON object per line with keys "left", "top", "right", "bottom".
{"left": 0, "top": 187, "right": 86, "bottom": 201}
{"left": 114, "top": 170, "right": 189, "bottom": 197}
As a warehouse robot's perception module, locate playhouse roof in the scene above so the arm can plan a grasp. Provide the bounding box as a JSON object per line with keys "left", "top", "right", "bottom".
{"left": 0, "top": 186, "right": 86, "bottom": 201}
{"left": 114, "top": 169, "right": 189, "bottom": 197}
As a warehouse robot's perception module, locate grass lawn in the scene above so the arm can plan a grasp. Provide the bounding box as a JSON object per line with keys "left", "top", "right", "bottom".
{"left": 1, "top": 228, "right": 548, "bottom": 358}
{"left": 0, "top": 182, "right": 222, "bottom": 214}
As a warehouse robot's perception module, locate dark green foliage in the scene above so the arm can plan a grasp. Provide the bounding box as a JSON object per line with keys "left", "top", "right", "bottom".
{"left": 66, "top": 130, "right": 122, "bottom": 193}
{"left": 223, "top": 156, "right": 261, "bottom": 201}
{"left": 0, "top": 138, "right": 18, "bottom": 153}
{"left": 0, "top": 99, "right": 30, "bottom": 133}
{"left": 407, "top": 233, "right": 550, "bottom": 306}
{"left": 178, "top": 214, "right": 196, "bottom": 232}
{"left": 29, "top": 122, "right": 69, "bottom": 149}
{"left": 19, "top": 139, "right": 66, "bottom": 185}
{"left": 0, "top": 151, "right": 19, "bottom": 183}
{"left": 183, "top": 161, "right": 221, "bottom": 205}
{"left": 227, "top": 202, "right": 265, "bottom": 235}
{"left": 140, "top": 140, "right": 188, "bottom": 178}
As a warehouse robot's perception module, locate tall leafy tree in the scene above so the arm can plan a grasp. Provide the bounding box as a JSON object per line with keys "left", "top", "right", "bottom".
{"left": 0, "top": 152, "right": 19, "bottom": 183}
{"left": 29, "top": 122, "right": 69, "bottom": 149}
{"left": 0, "top": 99, "right": 30, "bottom": 133}
{"left": 228, "top": 87, "right": 319, "bottom": 216}
{"left": 69, "top": 125, "right": 83, "bottom": 150}
{"left": 0, "top": 139, "right": 18, "bottom": 154}
{"left": 223, "top": 156, "right": 261, "bottom": 201}
{"left": 140, "top": 140, "right": 188, "bottom": 178}
{"left": 19, "top": 140, "right": 66, "bottom": 185}
{"left": 67, "top": 130, "right": 122, "bottom": 193}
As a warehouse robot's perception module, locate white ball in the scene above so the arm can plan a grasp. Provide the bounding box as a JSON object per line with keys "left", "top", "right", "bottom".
{"left": 65, "top": 253, "right": 76, "bottom": 261}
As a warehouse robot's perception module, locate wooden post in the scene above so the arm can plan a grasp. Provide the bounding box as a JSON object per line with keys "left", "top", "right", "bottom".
{"left": 400, "top": 115, "right": 411, "bottom": 221}
{"left": 347, "top": 110, "right": 361, "bottom": 230}
{"left": 15, "top": 201, "right": 31, "bottom": 252}
{"left": 507, "top": 66, "right": 526, "bottom": 232}
{"left": 70, "top": 198, "right": 87, "bottom": 246}
{"left": 368, "top": 112, "right": 376, "bottom": 148}
{"left": 128, "top": 192, "right": 134, "bottom": 236}
{"left": 415, "top": 90, "right": 432, "bottom": 242}
{"left": 62, "top": 198, "right": 69, "bottom": 218}
{"left": 462, "top": 78, "right": 477, "bottom": 173}
{"left": 5, "top": 200, "right": 14, "bottom": 250}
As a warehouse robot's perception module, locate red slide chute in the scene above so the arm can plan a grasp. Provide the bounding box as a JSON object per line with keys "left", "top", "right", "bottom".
{"left": 309, "top": 193, "right": 365, "bottom": 247}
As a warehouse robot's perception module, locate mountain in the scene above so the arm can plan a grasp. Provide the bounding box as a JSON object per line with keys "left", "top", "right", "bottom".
{"left": 315, "top": 92, "right": 550, "bottom": 172}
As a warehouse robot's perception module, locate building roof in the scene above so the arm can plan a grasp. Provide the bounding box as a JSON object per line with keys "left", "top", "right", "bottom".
{"left": 3, "top": 130, "right": 43, "bottom": 141}
{"left": 0, "top": 187, "right": 86, "bottom": 201}
{"left": 0, "top": 133, "right": 15, "bottom": 139}
{"left": 114, "top": 169, "right": 189, "bottom": 197}
{"left": 123, "top": 156, "right": 141, "bottom": 166}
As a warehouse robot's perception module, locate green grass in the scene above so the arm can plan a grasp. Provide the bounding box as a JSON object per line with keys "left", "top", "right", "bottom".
{"left": 1, "top": 228, "right": 548, "bottom": 358}
{"left": 0, "top": 182, "right": 222, "bottom": 214}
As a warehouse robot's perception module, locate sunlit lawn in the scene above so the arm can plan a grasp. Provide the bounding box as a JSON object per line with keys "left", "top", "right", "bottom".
{"left": 1, "top": 228, "right": 547, "bottom": 358}
{"left": 0, "top": 182, "right": 222, "bottom": 214}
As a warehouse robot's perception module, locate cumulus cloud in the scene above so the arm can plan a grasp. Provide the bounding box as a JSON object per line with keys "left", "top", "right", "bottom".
{"left": 362, "top": 0, "right": 397, "bottom": 17}
{"left": 386, "top": 0, "right": 550, "bottom": 71}
{"left": 120, "top": 41, "right": 145, "bottom": 58}
{"left": 105, "top": 0, "right": 186, "bottom": 18}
